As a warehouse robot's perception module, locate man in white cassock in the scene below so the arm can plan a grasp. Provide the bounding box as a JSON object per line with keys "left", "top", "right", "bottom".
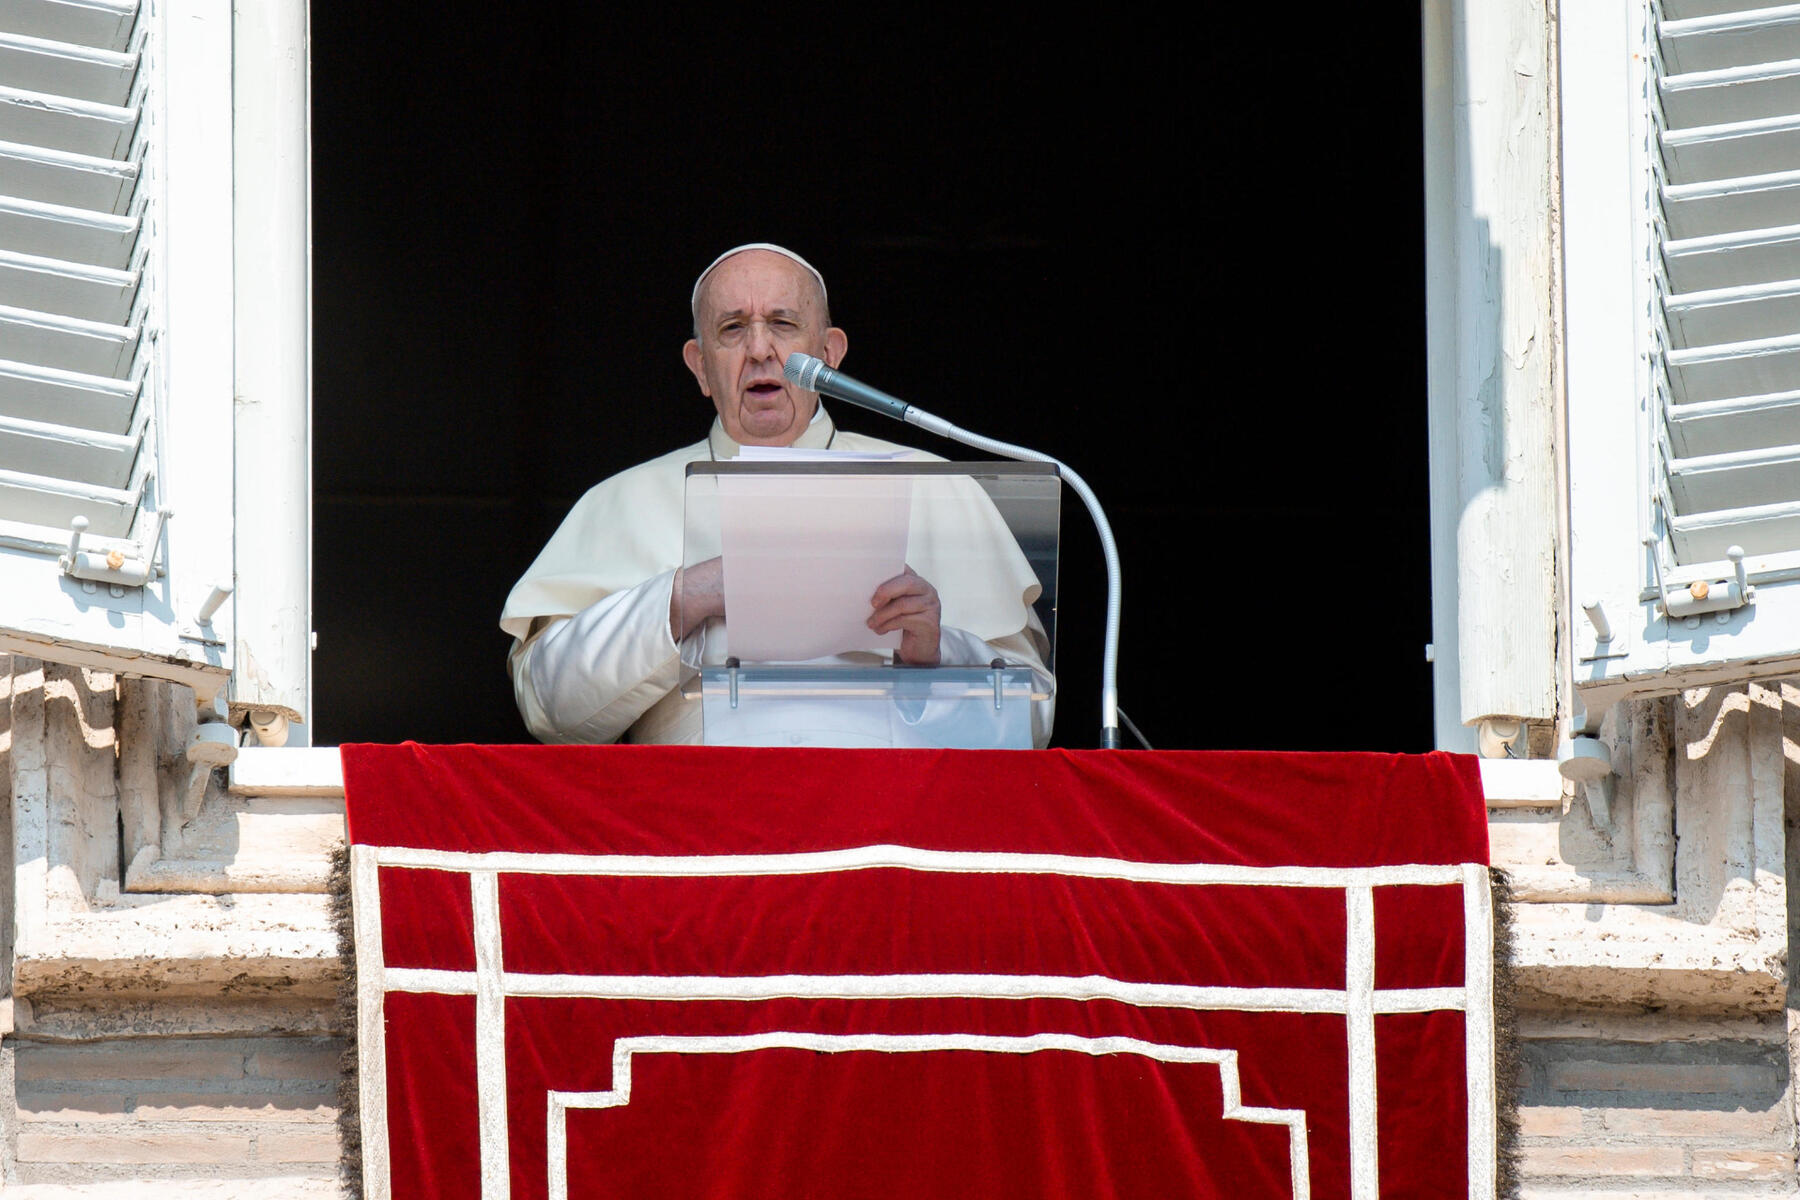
{"left": 500, "top": 244, "right": 1052, "bottom": 746}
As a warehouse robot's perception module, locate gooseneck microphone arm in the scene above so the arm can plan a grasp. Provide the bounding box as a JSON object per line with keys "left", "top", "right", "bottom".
{"left": 785, "top": 352, "right": 1123, "bottom": 750}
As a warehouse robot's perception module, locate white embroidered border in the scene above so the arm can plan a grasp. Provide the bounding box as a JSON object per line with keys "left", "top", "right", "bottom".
{"left": 374, "top": 843, "right": 1468, "bottom": 888}
{"left": 1464, "top": 862, "right": 1497, "bottom": 1199}
{"left": 350, "top": 844, "right": 391, "bottom": 1199}
{"left": 545, "top": 1033, "right": 1312, "bottom": 1200}
{"left": 1345, "top": 886, "right": 1378, "bottom": 1200}
{"left": 352, "top": 843, "right": 1498, "bottom": 1200}
{"left": 471, "top": 871, "right": 510, "bottom": 1200}
{"left": 385, "top": 968, "right": 1465, "bottom": 1016}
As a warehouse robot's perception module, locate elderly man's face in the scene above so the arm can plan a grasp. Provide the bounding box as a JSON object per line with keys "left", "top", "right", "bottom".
{"left": 682, "top": 251, "right": 848, "bottom": 445}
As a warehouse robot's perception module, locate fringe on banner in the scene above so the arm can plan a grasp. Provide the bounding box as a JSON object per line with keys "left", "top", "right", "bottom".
{"left": 1492, "top": 866, "right": 1521, "bottom": 1199}
{"left": 332, "top": 844, "right": 363, "bottom": 1198}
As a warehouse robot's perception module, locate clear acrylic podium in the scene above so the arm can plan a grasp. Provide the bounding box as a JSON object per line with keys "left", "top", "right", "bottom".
{"left": 678, "top": 460, "right": 1059, "bottom": 749}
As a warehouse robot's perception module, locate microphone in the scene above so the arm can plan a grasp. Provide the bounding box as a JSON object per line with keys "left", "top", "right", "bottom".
{"left": 783, "top": 352, "right": 1127, "bottom": 750}
{"left": 783, "top": 354, "right": 911, "bottom": 421}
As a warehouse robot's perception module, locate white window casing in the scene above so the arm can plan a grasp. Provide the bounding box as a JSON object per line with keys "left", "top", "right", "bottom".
{"left": 1424, "top": 0, "right": 1562, "bottom": 753}
{"left": 1563, "top": 0, "right": 1800, "bottom": 713}
{"left": 230, "top": 0, "right": 311, "bottom": 732}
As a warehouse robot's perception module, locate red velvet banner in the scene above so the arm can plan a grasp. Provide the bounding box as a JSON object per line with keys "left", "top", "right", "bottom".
{"left": 343, "top": 746, "right": 1490, "bottom": 1199}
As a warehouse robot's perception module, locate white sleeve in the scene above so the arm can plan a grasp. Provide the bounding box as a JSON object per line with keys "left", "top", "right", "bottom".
{"left": 508, "top": 569, "right": 683, "bottom": 744}
{"left": 936, "top": 624, "right": 1057, "bottom": 750}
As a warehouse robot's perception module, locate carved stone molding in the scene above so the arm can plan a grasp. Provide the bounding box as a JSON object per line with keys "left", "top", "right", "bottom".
{"left": 1487, "top": 697, "right": 1675, "bottom": 904}
{"left": 1487, "top": 680, "right": 1797, "bottom": 1010}
{"left": 3, "top": 658, "right": 337, "bottom": 1001}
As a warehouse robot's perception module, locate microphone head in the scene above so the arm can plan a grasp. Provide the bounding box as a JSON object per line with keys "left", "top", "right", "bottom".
{"left": 784, "top": 352, "right": 824, "bottom": 390}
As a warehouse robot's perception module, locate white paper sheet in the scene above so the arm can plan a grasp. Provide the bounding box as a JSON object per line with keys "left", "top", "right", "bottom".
{"left": 718, "top": 464, "right": 913, "bottom": 662}
{"left": 735, "top": 445, "right": 911, "bottom": 463}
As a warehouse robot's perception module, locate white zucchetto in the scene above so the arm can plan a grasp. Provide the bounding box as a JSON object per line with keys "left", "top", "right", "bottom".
{"left": 690, "top": 243, "right": 828, "bottom": 316}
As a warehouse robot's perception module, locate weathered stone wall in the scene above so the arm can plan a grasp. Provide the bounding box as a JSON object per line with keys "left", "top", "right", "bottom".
{"left": 1, "top": 658, "right": 343, "bottom": 1195}
{"left": 8, "top": 1035, "right": 340, "bottom": 1188}
{"left": 1515, "top": 1013, "right": 1795, "bottom": 1194}
{"left": 1485, "top": 680, "right": 1800, "bottom": 1196}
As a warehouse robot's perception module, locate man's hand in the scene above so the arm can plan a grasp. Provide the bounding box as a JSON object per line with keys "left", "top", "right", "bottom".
{"left": 869, "top": 566, "right": 941, "bottom": 665}
{"left": 670, "top": 557, "right": 725, "bottom": 642}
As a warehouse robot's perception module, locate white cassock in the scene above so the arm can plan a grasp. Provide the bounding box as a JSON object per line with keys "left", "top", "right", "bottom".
{"left": 501, "top": 406, "right": 1055, "bottom": 746}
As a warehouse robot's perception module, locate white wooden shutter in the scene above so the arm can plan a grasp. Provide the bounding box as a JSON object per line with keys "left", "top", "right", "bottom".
{"left": 1659, "top": 4, "right": 1800, "bottom": 567}
{"left": 0, "top": 0, "right": 233, "bottom": 696}
{"left": 1564, "top": 0, "right": 1800, "bottom": 706}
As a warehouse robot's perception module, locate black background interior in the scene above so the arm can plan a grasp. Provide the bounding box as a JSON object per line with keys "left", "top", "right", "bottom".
{"left": 309, "top": 11, "right": 1433, "bottom": 751}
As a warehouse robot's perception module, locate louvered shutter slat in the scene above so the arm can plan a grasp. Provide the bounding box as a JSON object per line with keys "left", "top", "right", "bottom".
{"left": 1665, "top": 279, "right": 1800, "bottom": 344}
{"left": 1666, "top": 334, "right": 1800, "bottom": 402}
{"left": 1668, "top": 390, "right": 1800, "bottom": 454}
{"left": 5, "top": 0, "right": 138, "bottom": 53}
{"left": 1662, "top": 59, "right": 1800, "bottom": 127}
{"left": 0, "top": 86, "right": 136, "bottom": 159}
{"left": 0, "top": 31, "right": 136, "bottom": 106}
{"left": 1664, "top": 225, "right": 1800, "bottom": 290}
{"left": 0, "top": 141, "right": 136, "bottom": 212}
{"left": 1669, "top": 0, "right": 1771, "bottom": 17}
{"left": 0, "top": 195, "right": 135, "bottom": 267}
{"left": 0, "top": 304, "right": 136, "bottom": 378}
{"left": 1663, "top": 115, "right": 1800, "bottom": 179}
{"left": 1665, "top": 172, "right": 1800, "bottom": 237}
{"left": 1670, "top": 498, "right": 1800, "bottom": 560}
{"left": 0, "top": 463, "right": 135, "bottom": 534}
{"left": 1668, "top": 442, "right": 1800, "bottom": 507}
{"left": 0, "top": 358, "right": 134, "bottom": 433}
{"left": 0, "top": 249, "right": 136, "bottom": 323}
{"left": 0, "top": 410, "right": 138, "bottom": 489}
{"left": 1662, "top": 7, "right": 1800, "bottom": 73}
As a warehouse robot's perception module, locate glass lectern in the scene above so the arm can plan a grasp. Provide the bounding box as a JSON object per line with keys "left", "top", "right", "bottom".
{"left": 678, "top": 460, "right": 1059, "bottom": 749}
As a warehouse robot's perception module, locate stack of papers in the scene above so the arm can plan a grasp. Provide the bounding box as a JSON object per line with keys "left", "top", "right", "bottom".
{"left": 718, "top": 450, "right": 913, "bottom": 661}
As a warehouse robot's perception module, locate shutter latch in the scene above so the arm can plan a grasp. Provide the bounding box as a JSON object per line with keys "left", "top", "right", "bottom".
{"left": 60, "top": 510, "right": 170, "bottom": 595}
{"left": 1645, "top": 539, "right": 1754, "bottom": 627}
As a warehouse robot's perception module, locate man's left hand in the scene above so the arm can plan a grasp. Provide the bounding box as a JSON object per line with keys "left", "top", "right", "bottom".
{"left": 869, "top": 566, "right": 941, "bottom": 665}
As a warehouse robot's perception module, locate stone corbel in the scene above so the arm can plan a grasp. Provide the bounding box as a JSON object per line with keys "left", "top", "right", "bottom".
{"left": 118, "top": 678, "right": 237, "bottom": 890}
{"left": 1501, "top": 681, "right": 1795, "bottom": 1011}
{"left": 1488, "top": 696, "right": 1676, "bottom": 905}
{"left": 118, "top": 677, "right": 340, "bottom": 895}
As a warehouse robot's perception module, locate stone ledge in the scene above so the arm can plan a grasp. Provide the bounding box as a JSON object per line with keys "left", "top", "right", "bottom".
{"left": 11, "top": 893, "right": 339, "bottom": 996}
{"left": 1511, "top": 904, "right": 1786, "bottom": 1011}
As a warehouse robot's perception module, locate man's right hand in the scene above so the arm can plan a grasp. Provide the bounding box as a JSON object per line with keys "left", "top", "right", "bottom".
{"left": 669, "top": 557, "right": 725, "bottom": 642}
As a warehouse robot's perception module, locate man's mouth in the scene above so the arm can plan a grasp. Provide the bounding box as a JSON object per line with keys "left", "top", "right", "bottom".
{"left": 745, "top": 381, "right": 785, "bottom": 400}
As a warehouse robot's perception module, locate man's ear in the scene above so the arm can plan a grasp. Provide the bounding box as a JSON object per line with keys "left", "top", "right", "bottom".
{"left": 824, "top": 327, "right": 848, "bottom": 369}
{"left": 682, "top": 338, "right": 710, "bottom": 396}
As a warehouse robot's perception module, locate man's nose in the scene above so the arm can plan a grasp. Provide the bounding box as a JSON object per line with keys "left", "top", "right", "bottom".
{"left": 746, "top": 320, "right": 775, "bottom": 358}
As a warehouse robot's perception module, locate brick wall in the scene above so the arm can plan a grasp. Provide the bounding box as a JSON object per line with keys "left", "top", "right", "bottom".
{"left": 1515, "top": 1019, "right": 1797, "bottom": 1196}
{"left": 3, "top": 1034, "right": 342, "bottom": 1190}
